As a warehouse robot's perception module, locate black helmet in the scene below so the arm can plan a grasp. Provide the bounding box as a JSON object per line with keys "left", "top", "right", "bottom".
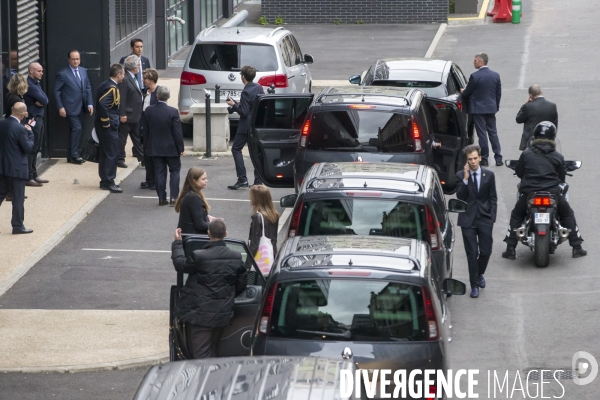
{"left": 533, "top": 121, "right": 557, "bottom": 140}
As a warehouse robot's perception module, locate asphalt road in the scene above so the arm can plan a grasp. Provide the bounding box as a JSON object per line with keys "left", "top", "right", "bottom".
{"left": 2, "top": 0, "right": 600, "bottom": 397}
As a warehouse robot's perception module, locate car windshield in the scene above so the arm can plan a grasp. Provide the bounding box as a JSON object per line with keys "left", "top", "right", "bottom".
{"left": 306, "top": 110, "right": 416, "bottom": 152}
{"left": 189, "top": 43, "right": 278, "bottom": 72}
{"left": 270, "top": 280, "right": 427, "bottom": 341}
{"left": 297, "top": 199, "right": 428, "bottom": 239}
{"left": 371, "top": 80, "right": 447, "bottom": 98}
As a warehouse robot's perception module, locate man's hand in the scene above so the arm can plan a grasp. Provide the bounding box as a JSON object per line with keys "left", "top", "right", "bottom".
{"left": 174, "top": 228, "right": 182, "bottom": 241}
{"left": 120, "top": 116, "right": 127, "bottom": 123}
{"left": 208, "top": 215, "right": 224, "bottom": 222}
{"left": 526, "top": 95, "right": 533, "bottom": 103}
{"left": 226, "top": 99, "right": 234, "bottom": 106}
{"left": 58, "top": 108, "right": 66, "bottom": 118}
{"left": 35, "top": 101, "right": 43, "bottom": 106}
{"left": 88, "top": 106, "right": 94, "bottom": 116}
{"left": 180, "top": 152, "right": 185, "bottom": 157}
{"left": 24, "top": 124, "right": 32, "bottom": 131}
{"left": 432, "top": 141, "right": 441, "bottom": 149}
{"left": 463, "top": 162, "right": 470, "bottom": 181}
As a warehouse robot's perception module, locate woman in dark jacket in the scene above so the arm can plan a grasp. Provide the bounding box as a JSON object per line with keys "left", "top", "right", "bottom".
{"left": 4, "top": 73, "right": 28, "bottom": 119}
{"left": 248, "top": 185, "right": 280, "bottom": 270}
{"left": 174, "top": 167, "right": 222, "bottom": 234}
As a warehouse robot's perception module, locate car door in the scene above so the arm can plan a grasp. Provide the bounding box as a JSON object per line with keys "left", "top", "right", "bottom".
{"left": 280, "top": 36, "right": 304, "bottom": 93}
{"left": 248, "top": 94, "right": 314, "bottom": 187}
{"left": 431, "top": 181, "right": 453, "bottom": 280}
{"left": 452, "top": 64, "right": 474, "bottom": 144}
{"left": 423, "top": 97, "right": 466, "bottom": 193}
{"left": 170, "top": 235, "right": 267, "bottom": 361}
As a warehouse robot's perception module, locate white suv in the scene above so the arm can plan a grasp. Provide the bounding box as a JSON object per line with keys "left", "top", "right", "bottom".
{"left": 178, "top": 26, "right": 314, "bottom": 129}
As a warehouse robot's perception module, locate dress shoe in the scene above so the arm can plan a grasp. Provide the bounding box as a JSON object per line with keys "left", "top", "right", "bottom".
{"left": 480, "top": 160, "right": 489, "bottom": 166}
{"left": 26, "top": 179, "right": 43, "bottom": 187}
{"left": 470, "top": 287, "right": 479, "bottom": 298}
{"left": 227, "top": 180, "right": 249, "bottom": 190}
{"left": 13, "top": 227, "right": 33, "bottom": 234}
{"left": 34, "top": 177, "right": 49, "bottom": 184}
{"left": 67, "top": 157, "right": 85, "bottom": 164}
{"left": 478, "top": 274, "right": 486, "bottom": 289}
{"left": 170, "top": 199, "right": 176, "bottom": 206}
{"left": 117, "top": 161, "right": 128, "bottom": 168}
{"left": 5, "top": 195, "right": 27, "bottom": 201}
{"left": 140, "top": 182, "right": 155, "bottom": 189}
{"left": 159, "top": 200, "right": 169, "bottom": 206}
{"left": 573, "top": 245, "right": 588, "bottom": 258}
{"left": 100, "top": 184, "right": 123, "bottom": 193}
{"left": 496, "top": 160, "right": 503, "bottom": 166}
{"left": 502, "top": 245, "right": 516, "bottom": 260}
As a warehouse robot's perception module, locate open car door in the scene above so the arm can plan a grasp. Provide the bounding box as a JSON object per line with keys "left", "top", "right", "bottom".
{"left": 424, "top": 98, "right": 467, "bottom": 194}
{"left": 248, "top": 94, "right": 314, "bottom": 188}
{"left": 169, "top": 235, "right": 266, "bottom": 361}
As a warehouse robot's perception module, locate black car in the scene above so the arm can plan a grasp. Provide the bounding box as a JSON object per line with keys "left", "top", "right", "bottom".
{"left": 278, "top": 162, "right": 467, "bottom": 286}
{"left": 247, "top": 86, "right": 469, "bottom": 194}
{"left": 251, "top": 235, "right": 467, "bottom": 389}
{"left": 348, "top": 58, "right": 475, "bottom": 144}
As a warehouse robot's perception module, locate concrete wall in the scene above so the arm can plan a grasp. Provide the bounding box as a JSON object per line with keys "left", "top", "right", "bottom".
{"left": 261, "top": 0, "right": 448, "bottom": 24}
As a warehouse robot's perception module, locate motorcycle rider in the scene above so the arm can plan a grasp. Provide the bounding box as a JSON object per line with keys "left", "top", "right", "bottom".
{"left": 502, "top": 121, "right": 587, "bottom": 259}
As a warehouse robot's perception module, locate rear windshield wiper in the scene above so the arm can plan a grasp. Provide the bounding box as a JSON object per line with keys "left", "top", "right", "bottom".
{"left": 296, "top": 329, "right": 351, "bottom": 339}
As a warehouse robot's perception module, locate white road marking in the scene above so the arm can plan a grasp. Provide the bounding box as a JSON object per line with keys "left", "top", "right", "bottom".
{"left": 278, "top": 208, "right": 292, "bottom": 234}
{"left": 517, "top": 23, "right": 533, "bottom": 89}
{"left": 82, "top": 248, "right": 170, "bottom": 253}
{"left": 424, "top": 23, "right": 447, "bottom": 59}
{"left": 133, "top": 196, "right": 277, "bottom": 202}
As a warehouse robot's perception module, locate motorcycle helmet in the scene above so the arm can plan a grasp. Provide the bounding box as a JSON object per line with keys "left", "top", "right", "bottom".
{"left": 533, "top": 121, "right": 557, "bottom": 140}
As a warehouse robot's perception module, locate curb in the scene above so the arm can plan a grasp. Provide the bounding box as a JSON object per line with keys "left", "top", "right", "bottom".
{"left": 0, "top": 160, "right": 139, "bottom": 298}
{"left": 0, "top": 352, "right": 169, "bottom": 374}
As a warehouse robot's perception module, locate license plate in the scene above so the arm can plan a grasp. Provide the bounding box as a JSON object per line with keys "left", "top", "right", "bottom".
{"left": 534, "top": 213, "right": 550, "bottom": 224}
{"left": 211, "top": 89, "right": 240, "bottom": 99}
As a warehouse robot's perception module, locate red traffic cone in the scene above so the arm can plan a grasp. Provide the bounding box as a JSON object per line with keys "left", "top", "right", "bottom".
{"left": 493, "top": 0, "right": 512, "bottom": 22}
{"left": 487, "top": 0, "right": 501, "bottom": 16}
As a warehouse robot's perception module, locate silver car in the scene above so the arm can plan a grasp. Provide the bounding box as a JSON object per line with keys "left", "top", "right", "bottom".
{"left": 178, "top": 26, "right": 314, "bottom": 128}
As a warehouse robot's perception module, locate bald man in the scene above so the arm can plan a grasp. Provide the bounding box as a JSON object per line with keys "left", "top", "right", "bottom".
{"left": 24, "top": 62, "right": 49, "bottom": 186}
{"left": 516, "top": 84, "right": 558, "bottom": 150}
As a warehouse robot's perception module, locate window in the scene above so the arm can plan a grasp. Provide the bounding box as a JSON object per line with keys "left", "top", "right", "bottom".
{"left": 290, "top": 35, "right": 304, "bottom": 64}
{"left": 254, "top": 98, "right": 311, "bottom": 130}
{"left": 371, "top": 80, "right": 447, "bottom": 98}
{"left": 431, "top": 183, "right": 446, "bottom": 231}
{"left": 297, "top": 199, "right": 428, "bottom": 239}
{"left": 283, "top": 36, "right": 299, "bottom": 66}
{"left": 115, "top": 0, "right": 148, "bottom": 42}
{"left": 424, "top": 101, "right": 460, "bottom": 138}
{"left": 189, "top": 44, "right": 278, "bottom": 72}
{"left": 269, "top": 280, "right": 427, "bottom": 341}
{"left": 279, "top": 39, "right": 292, "bottom": 67}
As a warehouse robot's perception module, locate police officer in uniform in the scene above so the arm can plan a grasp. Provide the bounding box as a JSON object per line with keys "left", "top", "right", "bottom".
{"left": 95, "top": 64, "right": 125, "bottom": 193}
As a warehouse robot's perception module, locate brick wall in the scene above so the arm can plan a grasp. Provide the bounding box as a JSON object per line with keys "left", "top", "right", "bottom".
{"left": 261, "top": 0, "right": 448, "bottom": 24}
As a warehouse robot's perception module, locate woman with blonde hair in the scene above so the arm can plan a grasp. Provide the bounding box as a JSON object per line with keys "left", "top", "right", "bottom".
{"left": 175, "top": 167, "right": 222, "bottom": 234}
{"left": 248, "top": 185, "right": 280, "bottom": 270}
{"left": 4, "top": 73, "right": 28, "bottom": 118}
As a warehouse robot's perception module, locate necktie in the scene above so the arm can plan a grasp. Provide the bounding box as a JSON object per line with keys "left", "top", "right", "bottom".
{"left": 472, "top": 172, "right": 478, "bottom": 192}
{"left": 75, "top": 69, "right": 81, "bottom": 81}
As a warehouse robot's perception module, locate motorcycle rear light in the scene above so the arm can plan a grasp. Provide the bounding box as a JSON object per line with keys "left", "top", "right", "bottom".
{"left": 422, "top": 287, "right": 439, "bottom": 340}
{"left": 180, "top": 71, "right": 207, "bottom": 85}
{"left": 257, "top": 74, "right": 289, "bottom": 88}
{"left": 411, "top": 117, "right": 423, "bottom": 152}
{"left": 288, "top": 201, "right": 303, "bottom": 237}
{"left": 425, "top": 206, "right": 441, "bottom": 250}
{"left": 258, "top": 283, "right": 278, "bottom": 335}
{"left": 533, "top": 197, "right": 552, "bottom": 206}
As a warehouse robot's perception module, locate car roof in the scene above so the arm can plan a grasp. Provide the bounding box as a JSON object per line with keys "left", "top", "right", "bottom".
{"left": 196, "top": 26, "right": 287, "bottom": 43}
{"left": 372, "top": 58, "right": 450, "bottom": 82}
{"left": 316, "top": 85, "right": 418, "bottom": 107}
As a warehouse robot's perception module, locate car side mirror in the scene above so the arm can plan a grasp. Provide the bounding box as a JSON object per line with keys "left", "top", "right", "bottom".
{"left": 505, "top": 160, "right": 518, "bottom": 170}
{"left": 442, "top": 278, "right": 466, "bottom": 295}
{"left": 280, "top": 194, "right": 297, "bottom": 208}
{"left": 304, "top": 54, "right": 314, "bottom": 64}
{"left": 565, "top": 160, "right": 582, "bottom": 171}
{"left": 348, "top": 74, "right": 361, "bottom": 85}
{"left": 447, "top": 199, "right": 467, "bottom": 213}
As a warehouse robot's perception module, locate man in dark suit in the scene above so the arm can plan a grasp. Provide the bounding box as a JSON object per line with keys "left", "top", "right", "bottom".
{"left": 140, "top": 68, "right": 160, "bottom": 190}
{"left": 117, "top": 55, "right": 144, "bottom": 168}
{"left": 0, "top": 102, "right": 35, "bottom": 234}
{"left": 119, "top": 38, "right": 151, "bottom": 89}
{"left": 54, "top": 50, "right": 94, "bottom": 164}
{"left": 141, "top": 86, "right": 184, "bottom": 206}
{"left": 461, "top": 53, "right": 503, "bottom": 167}
{"left": 226, "top": 65, "right": 265, "bottom": 189}
{"left": 516, "top": 84, "right": 558, "bottom": 151}
{"left": 95, "top": 64, "right": 125, "bottom": 193}
{"left": 455, "top": 144, "right": 498, "bottom": 298}
{"left": 23, "top": 62, "right": 50, "bottom": 187}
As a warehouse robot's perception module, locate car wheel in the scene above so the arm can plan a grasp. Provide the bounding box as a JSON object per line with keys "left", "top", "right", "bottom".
{"left": 182, "top": 122, "right": 193, "bottom": 138}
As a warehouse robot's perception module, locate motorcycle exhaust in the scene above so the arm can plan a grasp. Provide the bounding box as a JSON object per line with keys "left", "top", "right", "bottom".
{"left": 516, "top": 226, "right": 527, "bottom": 238}
{"left": 559, "top": 226, "right": 569, "bottom": 238}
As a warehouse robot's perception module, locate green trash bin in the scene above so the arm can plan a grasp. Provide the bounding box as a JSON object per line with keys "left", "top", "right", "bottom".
{"left": 512, "top": 0, "right": 522, "bottom": 23}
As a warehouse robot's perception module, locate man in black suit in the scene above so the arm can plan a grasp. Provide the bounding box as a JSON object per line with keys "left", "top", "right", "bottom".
{"left": 95, "top": 64, "right": 125, "bottom": 193}
{"left": 24, "top": 62, "right": 50, "bottom": 187}
{"left": 461, "top": 53, "right": 503, "bottom": 166}
{"left": 455, "top": 144, "right": 498, "bottom": 298}
{"left": 119, "top": 39, "right": 151, "bottom": 89}
{"left": 117, "top": 55, "right": 144, "bottom": 168}
{"left": 0, "top": 102, "right": 35, "bottom": 234}
{"left": 516, "top": 84, "right": 558, "bottom": 151}
{"left": 226, "top": 65, "right": 265, "bottom": 189}
{"left": 141, "top": 86, "right": 184, "bottom": 206}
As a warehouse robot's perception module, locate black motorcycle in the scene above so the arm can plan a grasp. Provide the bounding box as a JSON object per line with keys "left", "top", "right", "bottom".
{"left": 505, "top": 160, "right": 582, "bottom": 267}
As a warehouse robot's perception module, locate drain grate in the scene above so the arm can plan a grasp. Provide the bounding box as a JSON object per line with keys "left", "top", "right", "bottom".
{"left": 36, "top": 158, "right": 59, "bottom": 177}
{"left": 524, "top": 368, "right": 575, "bottom": 381}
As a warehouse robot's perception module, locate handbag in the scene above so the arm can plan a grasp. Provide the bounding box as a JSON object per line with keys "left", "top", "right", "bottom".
{"left": 82, "top": 130, "right": 100, "bottom": 163}
{"left": 253, "top": 213, "right": 274, "bottom": 275}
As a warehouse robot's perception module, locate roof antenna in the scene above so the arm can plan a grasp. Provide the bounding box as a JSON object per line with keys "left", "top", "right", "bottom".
{"left": 363, "top": 182, "right": 367, "bottom": 188}
{"left": 237, "top": 28, "right": 240, "bottom": 34}
{"left": 361, "top": 94, "right": 365, "bottom": 102}
{"left": 348, "top": 259, "right": 353, "bottom": 266}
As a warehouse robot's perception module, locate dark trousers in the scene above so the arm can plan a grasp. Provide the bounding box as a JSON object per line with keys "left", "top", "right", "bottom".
{"left": 231, "top": 131, "right": 261, "bottom": 184}
{"left": 28, "top": 115, "right": 44, "bottom": 180}
{"left": 143, "top": 152, "right": 155, "bottom": 185}
{"left": 185, "top": 324, "right": 223, "bottom": 359}
{"left": 118, "top": 122, "right": 143, "bottom": 162}
{"left": 461, "top": 217, "right": 493, "bottom": 288}
{"left": 504, "top": 191, "right": 582, "bottom": 247}
{"left": 66, "top": 114, "right": 84, "bottom": 159}
{"left": 473, "top": 113, "right": 502, "bottom": 162}
{"left": 0, "top": 175, "right": 26, "bottom": 229}
{"left": 96, "top": 124, "right": 119, "bottom": 187}
{"left": 153, "top": 156, "right": 181, "bottom": 201}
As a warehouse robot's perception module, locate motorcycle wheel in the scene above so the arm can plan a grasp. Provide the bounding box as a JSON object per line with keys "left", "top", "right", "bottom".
{"left": 534, "top": 232, "right": 551, "bottom": 268}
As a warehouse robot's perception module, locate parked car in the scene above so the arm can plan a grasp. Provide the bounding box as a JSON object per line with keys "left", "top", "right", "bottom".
{"left": 178, "top": 26, "right": 314, "bottom": 134}
{"left": 246, "top": 86, "right": 469, "bottom": 194}
{"left": 348, "top": 58, "right": 474, "bottom": 144}
{"left": 278, "top": 161, "right": 467, "bottom": 287}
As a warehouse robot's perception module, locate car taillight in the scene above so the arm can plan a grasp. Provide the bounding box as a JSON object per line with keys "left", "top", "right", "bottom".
{"left": 422, "top": 286, "right": 439, "bottom": 340}
{"left": 456, "top": 99, "right": 463, "bottom": 111}
{"left": 426, "top": 384, "right": 438, "bottom": 400}
{"left": 180, "top": 71, "right": 207, "bottom": 85}
{"left": 411, "top": 117, "right": 423, "bottom": 152}
{"left": 299, "top": 117, "right": 311, "bottom": 148}
{"left": 425, "top": 206, "right": 440, "bottom": 251}
{"left": 258, "top": 283, "right": 278, "bottom": 335}
{"left": 257, "top": 74, "right": 289, "bottom": 88}
{"left": 288, "top": 201, "right": 303, "bottom": 237}
{"left": 533, "top": 196, "right": 552, "bottom": 206}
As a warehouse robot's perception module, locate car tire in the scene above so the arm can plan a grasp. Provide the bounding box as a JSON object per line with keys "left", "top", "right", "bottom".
{"left": 182, "top": 122, "right": 193, "bottom": 138}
